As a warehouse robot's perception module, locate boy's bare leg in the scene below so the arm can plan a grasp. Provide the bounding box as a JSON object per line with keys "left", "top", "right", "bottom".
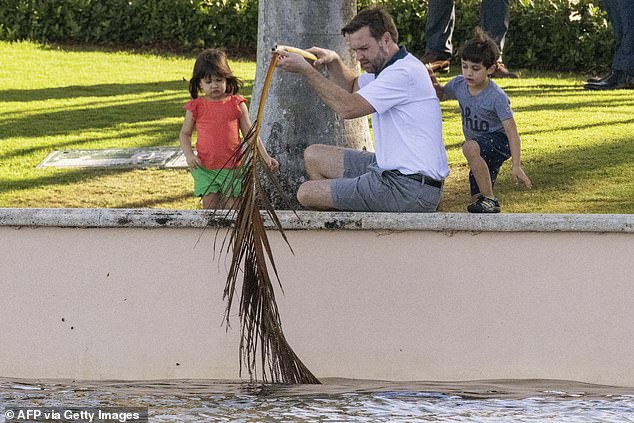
{"left": 462, "top": 140, "right": 494, "bottom": 201}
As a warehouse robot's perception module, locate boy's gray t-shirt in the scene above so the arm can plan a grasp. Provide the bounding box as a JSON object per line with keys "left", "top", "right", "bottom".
{"left": 444, "top": 76, "right": 513, "bottom": 140}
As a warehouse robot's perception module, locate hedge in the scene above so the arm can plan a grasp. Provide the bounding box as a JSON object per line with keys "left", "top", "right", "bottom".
{"left": 0, "top": 0, "right": 613, "bottom": 71}
{"left": 0, "top": 0, "right": 259, "bottom": 51}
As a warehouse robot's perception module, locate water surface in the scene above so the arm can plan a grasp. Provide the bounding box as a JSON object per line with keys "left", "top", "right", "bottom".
{"left": 2, "top": 378, "right": 633, "bottom": 422}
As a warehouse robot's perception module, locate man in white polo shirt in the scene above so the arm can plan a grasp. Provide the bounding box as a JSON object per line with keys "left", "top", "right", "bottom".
{"left": 277, "top": 6, "right": 449, "bottom": 212}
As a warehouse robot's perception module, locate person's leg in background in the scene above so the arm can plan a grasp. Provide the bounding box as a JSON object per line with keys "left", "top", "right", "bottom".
{"left": 585, "top": 0, "right": 634, "bottom": 90}
{"left": 481, "top": 0, "right": 517, "bottom": 78}
{"left": 422, "top": 0, "right": 454, "bottom": 72}
{"left": 607, "top": 0, "right": 634, "bottom": 86}
{"left": 586, "top": 0, "right": 618, "bottom": 84}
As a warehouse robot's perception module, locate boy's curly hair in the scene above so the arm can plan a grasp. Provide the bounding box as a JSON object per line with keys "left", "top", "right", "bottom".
{"left": 461, "top": 27, "right": 500, "bottom": 69}
{"left": 189, "top": 48, "right": 242, "bottom": 98}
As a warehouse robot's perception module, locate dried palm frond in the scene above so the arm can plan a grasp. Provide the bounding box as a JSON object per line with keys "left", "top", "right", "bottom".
{"left": 215, "top": 49, "right": 320, "bottom": 384}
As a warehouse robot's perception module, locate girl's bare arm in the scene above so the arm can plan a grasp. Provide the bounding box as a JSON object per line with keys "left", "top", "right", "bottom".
{"left": 179, "top": 111, "right": 202, "bottom": 168}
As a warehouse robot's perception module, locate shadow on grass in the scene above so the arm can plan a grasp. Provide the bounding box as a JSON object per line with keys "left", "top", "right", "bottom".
{"left": 521, "top": 117, "right": 634, "bottom": 137}
{"left": 0, "top": 166, "right": 197, "bottom": 208}
{"left": 0, "top": 167, "right": 132, "bottom": 194}
{"left": 0, "top": 81, "right": 256, "bottom": 149}
{"left": 0, "top": 125, "right": 181, "bottom": 161}
{"left": 535, "top": 139, "right": 631, "bottom": 182}
{"left": 501, "top": 84, "right": 585, "bottom": 96}
{"left": 0, "top": 80, "right": 254, "bottom": 102}
{"left": 1, "top": 164, "right": 196, "bottom": 209}
{"left": 501, "top": 133, "right": 634, "bottom": 200}
{"left": 512, "top": 96, "right": 634, "bottom": 114}
{"left": 1, "top": 81, "right": 186, "bottom": 102}
{"left": 0, "top": 88, "right": 187, "bottom": 149}
{"left": 36, "top": 42, "right": 257, "bottom": 62}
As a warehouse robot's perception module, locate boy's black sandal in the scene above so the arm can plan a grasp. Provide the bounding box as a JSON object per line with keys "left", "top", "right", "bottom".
{"left": 467, "top": 195, "right": 501, "bottom": 213}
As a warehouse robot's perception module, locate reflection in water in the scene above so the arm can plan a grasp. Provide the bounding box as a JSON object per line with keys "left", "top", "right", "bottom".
{"left": 1, "top": 378, "right": 633, "bottom": 422}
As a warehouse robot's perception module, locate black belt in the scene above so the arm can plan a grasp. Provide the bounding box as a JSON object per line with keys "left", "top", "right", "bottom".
{"left": 390, "top": 170, "right": 443, "bottom": 188}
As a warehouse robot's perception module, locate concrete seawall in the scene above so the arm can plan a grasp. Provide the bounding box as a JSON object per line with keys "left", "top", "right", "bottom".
{"left": 1, "top": 208, "right": 633, "bottom": 386}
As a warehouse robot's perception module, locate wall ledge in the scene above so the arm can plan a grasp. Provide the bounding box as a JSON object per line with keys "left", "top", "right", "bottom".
{"left": 1, "top": 208, "right": 633, "bottom": 233}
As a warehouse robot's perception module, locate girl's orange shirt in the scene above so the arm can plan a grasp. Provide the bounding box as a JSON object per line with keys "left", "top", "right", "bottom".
{"left": 184, "top": 94, "right": 246, "bottom": 170}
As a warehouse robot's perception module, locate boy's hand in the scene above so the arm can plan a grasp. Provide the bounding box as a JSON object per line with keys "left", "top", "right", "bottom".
{"left": 512, "top": 165, "right": 532, "bottom": 189}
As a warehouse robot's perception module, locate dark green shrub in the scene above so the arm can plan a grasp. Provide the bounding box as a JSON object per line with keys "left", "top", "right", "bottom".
{"left": 0, "top": 0, "right": 258, "bottom": 51}
{"left": 505, "top": 0, "right": 613, "bottom": 71}
{"left": 0, "top": 0, "right": 613, "bottom": 71}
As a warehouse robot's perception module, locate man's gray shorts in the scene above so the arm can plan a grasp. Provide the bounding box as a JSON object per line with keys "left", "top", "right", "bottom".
{"left": 331, "top": 149, "right": 443, "bottom": 212}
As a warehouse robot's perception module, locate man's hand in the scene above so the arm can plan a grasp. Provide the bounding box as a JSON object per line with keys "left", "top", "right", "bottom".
{"left": 276, "top": 51, "right": 315, "bottom": 74}
{"left": 305, "top": 46, "right": 339, "bottom": 67}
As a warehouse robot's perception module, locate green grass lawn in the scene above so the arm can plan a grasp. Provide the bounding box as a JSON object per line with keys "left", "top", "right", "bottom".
{"left": 1, "top": 41, "right": 632, "bottom": 213}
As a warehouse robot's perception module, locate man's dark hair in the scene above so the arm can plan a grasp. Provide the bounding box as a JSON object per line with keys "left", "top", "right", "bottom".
{"left": 341, "top": 6, "right": 399, "bottom": 44}
{"left": 460, "top": 27, "right": 500, "bottom": 68}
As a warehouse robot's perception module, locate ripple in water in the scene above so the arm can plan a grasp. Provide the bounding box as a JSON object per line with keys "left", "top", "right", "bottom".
{"left": 1, "top": 378, "right": 633, "bottom": 422}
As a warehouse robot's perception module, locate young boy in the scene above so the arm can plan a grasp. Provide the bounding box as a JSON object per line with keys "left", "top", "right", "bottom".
{"left": 429, "top": 27, "right": 532, "bottom": 213}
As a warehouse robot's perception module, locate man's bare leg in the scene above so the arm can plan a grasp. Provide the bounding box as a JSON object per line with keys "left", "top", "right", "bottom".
{"left": 297, "top": 180, "right": 336, "bottom": 210}
{"left": 303, "top": 144, "right": 346, "bottom": 180}
{"left": 297, "top": 144, "right": 347, "bottom": 209}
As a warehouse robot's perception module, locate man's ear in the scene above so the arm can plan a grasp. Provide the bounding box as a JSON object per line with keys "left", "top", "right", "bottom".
{"left": 380, "top": 32, "right": 391, "bottom": 47}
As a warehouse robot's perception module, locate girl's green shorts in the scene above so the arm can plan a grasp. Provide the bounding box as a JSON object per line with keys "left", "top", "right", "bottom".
{"left": 191, "top": 167, "right": 242, "bottom": 197}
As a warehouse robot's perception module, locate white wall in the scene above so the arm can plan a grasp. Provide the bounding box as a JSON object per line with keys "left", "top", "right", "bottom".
{"left": 1, "top": 209, "right": 633, "bottom": 386}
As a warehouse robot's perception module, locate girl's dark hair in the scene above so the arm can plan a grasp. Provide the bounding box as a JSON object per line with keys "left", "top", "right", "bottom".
{"left": 460, "top": 27, "right": 500, "bottom": 68}
{"left": 341, "top": 6, "right": 398, "bottom": 44}
{"left": 189, "top": 48, "right": 242, "bottom": 98}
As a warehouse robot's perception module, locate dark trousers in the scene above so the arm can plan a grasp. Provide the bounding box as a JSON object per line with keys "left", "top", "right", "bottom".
{"left": 602, "top": 0, "right": 634, "bottom": 74}
{"left": 425, "top": 0, "right": 510, "bottom": 58}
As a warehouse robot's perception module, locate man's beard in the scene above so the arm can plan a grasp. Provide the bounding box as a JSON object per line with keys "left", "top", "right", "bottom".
{"left": 368, "top": 45, "right": 389, "bottom": 73}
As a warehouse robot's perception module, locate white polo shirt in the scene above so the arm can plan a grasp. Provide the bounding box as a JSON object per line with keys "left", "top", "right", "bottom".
{"left": 357, "top": 52, "right": 449, "bottom": 180}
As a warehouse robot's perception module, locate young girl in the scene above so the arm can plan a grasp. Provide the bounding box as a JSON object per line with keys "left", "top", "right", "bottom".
{"left": 429, "top": 28, "right": 532, "bottom": 213}
{"left": 180, "top": 48, "right": 279, "bottom": 209}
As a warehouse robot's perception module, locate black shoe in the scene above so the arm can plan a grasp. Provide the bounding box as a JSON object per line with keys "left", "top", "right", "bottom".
{"left": 490, "top": 62, "right": 518, "bottom": 79}
{"left": 467, "top": 195, "right": 501, "bottom": 213}
{"left": 587, "top": 71, "right": 614, "bottom": 83}
{"left": 421, "top": 52, "right": 451, "bottom": 73}
{"left": 584, "top": 70, "right": 634, "bottom": 90}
